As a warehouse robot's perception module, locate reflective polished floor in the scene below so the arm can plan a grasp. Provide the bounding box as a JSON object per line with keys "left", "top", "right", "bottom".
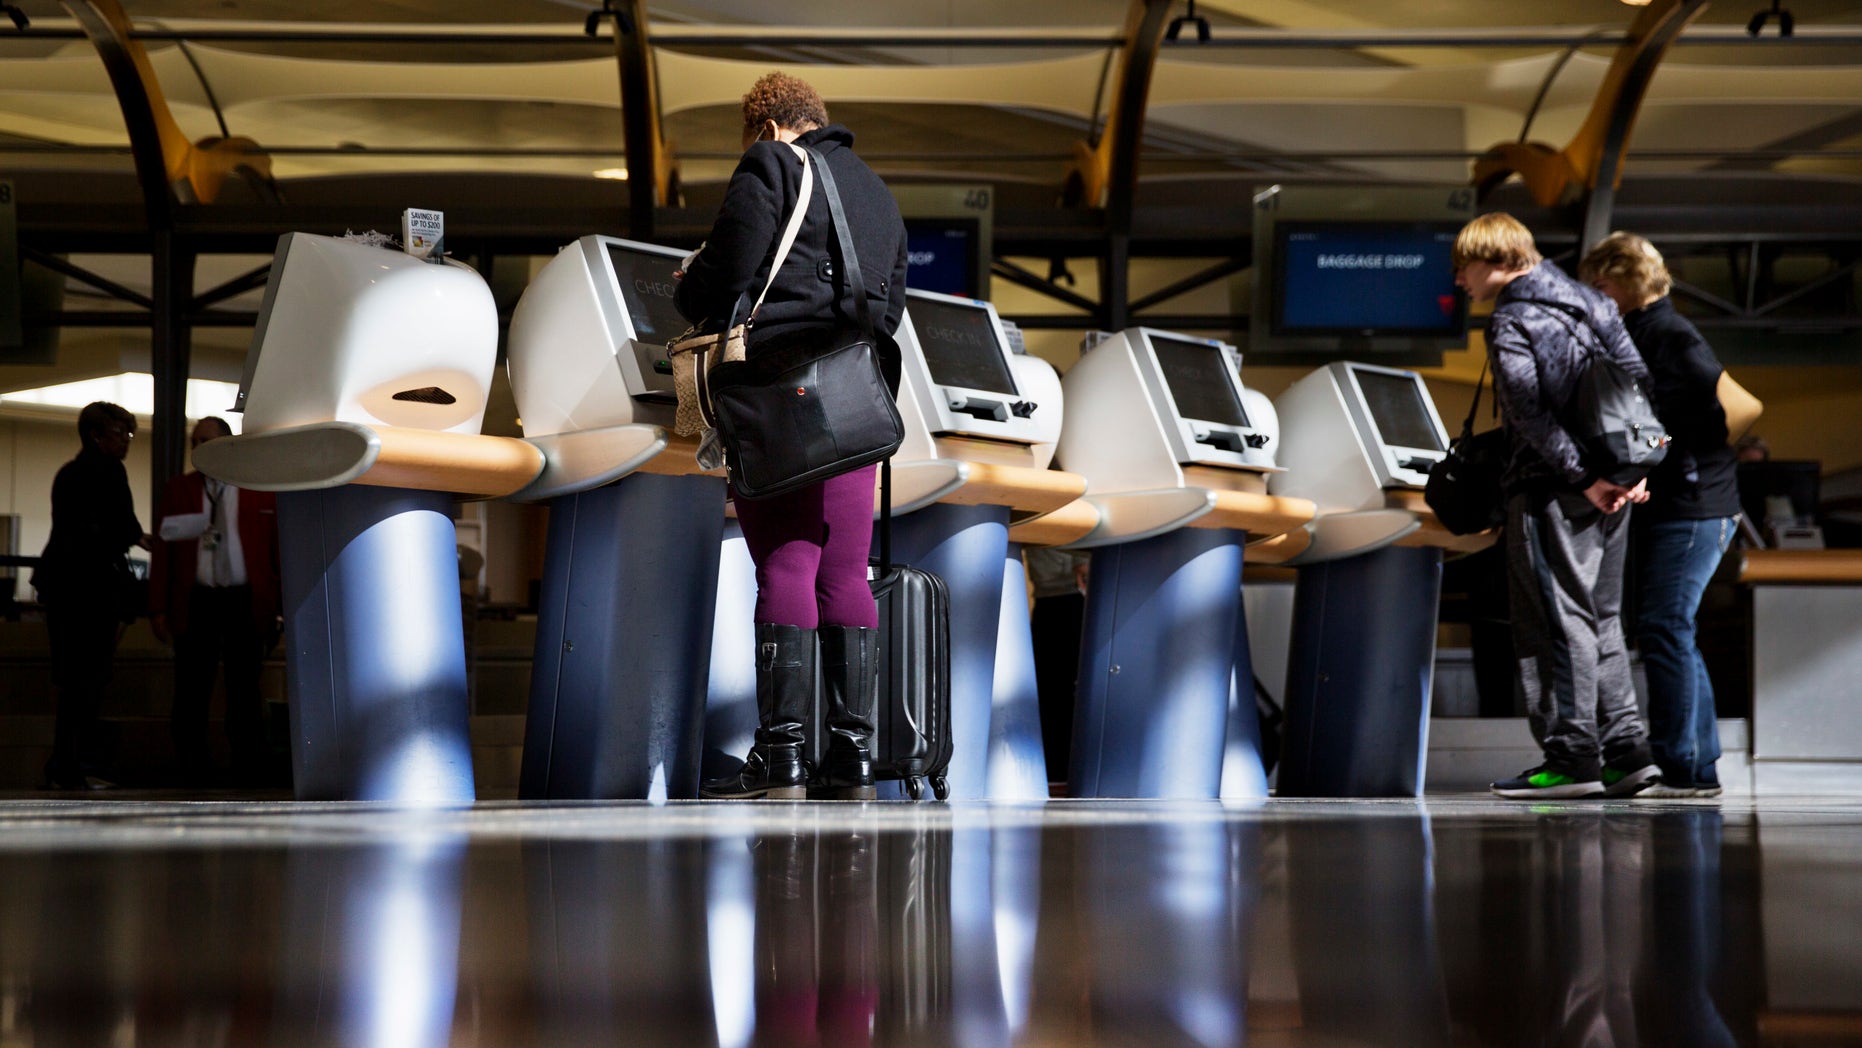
{"left": 1, "top": 794, "right": 1859, "bottom": 1047}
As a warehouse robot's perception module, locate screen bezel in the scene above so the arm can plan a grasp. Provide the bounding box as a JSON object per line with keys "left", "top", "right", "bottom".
{"left": 1270, "top": 219, "right": 1468, "bottom": 339}
{"left": 594, "top": 236, "right": 689, "bottom": 344}
{"left": 1340, "top": 361, "right": 1451, "bottom": 485}
{"left": 903, "top": 288, "right": 1021, "bottom": 399}
{"left": 1145, "top": 333, "right": 1252, "bottom": 430}
{"left": 1132, "top": 327, "right": 1277, "bottom": 472}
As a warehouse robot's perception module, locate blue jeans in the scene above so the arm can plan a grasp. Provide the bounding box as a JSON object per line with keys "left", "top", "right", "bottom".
{"left": 1636, "top": 516, "right": 1736, "bottom": 787}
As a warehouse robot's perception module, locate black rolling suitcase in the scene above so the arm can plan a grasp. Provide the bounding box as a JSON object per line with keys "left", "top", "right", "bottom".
{"left": 869, "top": 458, "right": 953, "bottom": 800}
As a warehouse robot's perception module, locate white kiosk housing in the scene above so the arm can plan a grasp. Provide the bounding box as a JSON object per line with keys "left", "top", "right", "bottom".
{"left": 238, "top": 233, "right": 499, "bottom": 437}
{"left": 501, "top": 236, "right": 687, "bottom": 501}
{"left": 889, "top": 289, "right": 1062, "bottom": 513}
{"left": 1270, "top": 360, "right": 1450, "bottom": 511}
{"left": 1053, "top": 327, "right": 1284, "bottom": 549}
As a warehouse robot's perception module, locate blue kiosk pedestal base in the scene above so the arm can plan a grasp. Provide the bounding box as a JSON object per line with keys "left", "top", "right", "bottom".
{"left": 277, "top": 485, "right": 475, "bottom": 804}
{"left": 521, "top": 472, "right": 727, "bottom": 800}
{"left": 1070, "top": 527, "right": 1246, "bottom": 799}
{"left": 885, "top": 502, "right": 1010, "bottom": 800}
{"left": 1276, "top": 543, "right": 1443, "bottom": 798}
{"left": 987, "top": 545, "right": 1051, "bottom": 801}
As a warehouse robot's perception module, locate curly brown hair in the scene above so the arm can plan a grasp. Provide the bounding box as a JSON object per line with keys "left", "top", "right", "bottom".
{"left": 741, "top": 72, "right": 829, "bottom": 142}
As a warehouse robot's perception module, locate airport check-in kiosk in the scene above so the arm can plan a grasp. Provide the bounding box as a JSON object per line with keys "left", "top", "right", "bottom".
{"left": 882, "top": 290, "right": 1082, "bottom": 799}
{"left": 1268, "top": 361, "right": 1469, "bottom": 797}
{"left": 1053, "top": 328, "right": 1315, "bottom": 799}
{"left": 193, "top": 232, "right": 547, "bottom": 803}
{"left": 504, "top": 235, "right": 729, "bottom": 800}
{"left": 703, "top": 289, "right": 1081, "bottom": 800}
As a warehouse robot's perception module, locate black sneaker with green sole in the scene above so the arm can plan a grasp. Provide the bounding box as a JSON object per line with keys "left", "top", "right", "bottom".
{"left": 1491, "top": 766, "right": 1605, "bottom": 799}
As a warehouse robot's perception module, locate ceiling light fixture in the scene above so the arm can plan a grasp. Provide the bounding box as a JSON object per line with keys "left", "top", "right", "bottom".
{"left": 1165, "top": 0, "right": 1211, "bottom": 44}
{"left": 1748, "top": 0, "right": 1795, "bottom": 37}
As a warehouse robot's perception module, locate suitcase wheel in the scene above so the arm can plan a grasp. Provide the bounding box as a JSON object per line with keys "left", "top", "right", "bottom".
{"left": 904, "top": 776, "right": 925, "bottom": 801}
{"left": 930, "top": 775, "right": 950, "bottom": 801}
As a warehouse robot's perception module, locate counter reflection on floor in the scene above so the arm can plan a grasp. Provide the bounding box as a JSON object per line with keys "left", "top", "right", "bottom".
{"left": 0, "top": 796, "right": 1857, "bottom": 1047}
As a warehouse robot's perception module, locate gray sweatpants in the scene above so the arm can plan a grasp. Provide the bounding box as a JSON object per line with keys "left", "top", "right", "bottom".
{"left": 1506, "top": 489, "right": 1651, "bottom": 777}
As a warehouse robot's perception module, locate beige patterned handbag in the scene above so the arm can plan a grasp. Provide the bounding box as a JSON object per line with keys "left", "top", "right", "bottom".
{"left": 667, "top": 144, "right": 814, "bottom": 436}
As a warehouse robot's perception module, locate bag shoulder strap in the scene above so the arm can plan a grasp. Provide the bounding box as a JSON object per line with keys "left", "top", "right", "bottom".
{"left": 804, "top": 144, "right": 889, "bottom": 561}
{"left": 801, "top": 144, "right": 874, "bottom": 339}
{"left": 695, "top": 147, "right": 815, "bottom": 428}
{"left": 1456, "top": 354, "right": 1493, "bottom": 441}
{"left": 748, "top": 144, "right": 814, "bottom": 321}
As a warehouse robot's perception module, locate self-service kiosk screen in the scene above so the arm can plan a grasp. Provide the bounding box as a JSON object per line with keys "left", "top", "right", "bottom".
{"left": 1151, "top": 336, "right": 1249, "bottom": 428}
{"left": 1353, "top": 368, "right": 1445, "bottom": 451}
{"left": 605, "top": 244, "right": 688, "bottom": 341}
{"left": 907, "top": 297, "right": 1018, "bottom": 395}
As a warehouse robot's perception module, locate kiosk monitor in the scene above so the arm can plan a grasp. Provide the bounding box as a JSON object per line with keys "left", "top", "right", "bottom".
{"left": 897, "top": 289, "right": 1045, "bottom": 444}
{"left": 506, "top": 235, "right": 696, "bottom": 437}
{"left": 1340, "top": 361, "right": 1450, "bottom": 487}
{"left": 596, "top": 238, "right": 689, "bottom": 404}
{"left": 1135, "top": 329, "right": 1276, "bottom": 472}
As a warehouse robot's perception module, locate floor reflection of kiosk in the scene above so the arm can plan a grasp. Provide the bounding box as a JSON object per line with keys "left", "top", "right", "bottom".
{"left": 1270, "top": 361, "right": 1465, "bottom": 797}
{"left": 504, "top": 236, "right": 727, "bottom": 800}
{"left": 883, "top": 289, "right": 1083, "bottom": 799}
{"left": 195, "top": 233, "right": 545, "bottom": 804}
{"left": 1054, "top": 328, "right": 1313, "bottom": 799}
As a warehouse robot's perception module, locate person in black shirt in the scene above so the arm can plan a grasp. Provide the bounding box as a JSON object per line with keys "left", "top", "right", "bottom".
{"left": 1581, "top": 233, "right": 1741, "bottom": 799}
{"left": 32, "top": 401, "right": 150, "bottom": 789}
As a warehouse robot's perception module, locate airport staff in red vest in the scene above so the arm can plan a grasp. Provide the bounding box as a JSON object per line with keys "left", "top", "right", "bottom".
{"left": 150, "top": 416, "right": 282, "bottom": 787}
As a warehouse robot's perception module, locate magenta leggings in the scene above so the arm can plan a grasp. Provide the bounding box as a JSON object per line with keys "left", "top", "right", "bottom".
{"left": 732, "top": 463, "right": 878, "bottom": 629}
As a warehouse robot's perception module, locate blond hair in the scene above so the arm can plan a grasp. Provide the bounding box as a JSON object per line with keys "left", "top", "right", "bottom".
{"left": 1452, "top": 212, "right": 1542, "bottom": 272}
{"left": 1578, "top": 231, "right": 1673, "bottom": 300}
{"left": 742, "top": 72, "right": 828, "bottom": 141}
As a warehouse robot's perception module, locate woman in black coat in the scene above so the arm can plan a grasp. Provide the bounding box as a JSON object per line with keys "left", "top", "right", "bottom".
{"left": 676, "top": 72, "right": 909, "bottom": 800}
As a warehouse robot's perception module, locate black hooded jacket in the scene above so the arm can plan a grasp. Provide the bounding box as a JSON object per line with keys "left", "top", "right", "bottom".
{"left": 674, "top": 124, "right": 909, "bottom": 387}
{"left": 1487, "top": 261, "right": 1653, "bottom": 495}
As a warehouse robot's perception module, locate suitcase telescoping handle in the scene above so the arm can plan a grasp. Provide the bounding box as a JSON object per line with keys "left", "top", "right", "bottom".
{"left": 878, "top": 456, "right": 892, "bottom": 572}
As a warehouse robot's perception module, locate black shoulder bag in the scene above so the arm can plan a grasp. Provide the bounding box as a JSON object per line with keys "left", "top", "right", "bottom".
{"left": 1423, "top": 355, "right": 1509, "bottom": 535}
{"left": 697, "top": 145, "right": 905, "bottom": 500}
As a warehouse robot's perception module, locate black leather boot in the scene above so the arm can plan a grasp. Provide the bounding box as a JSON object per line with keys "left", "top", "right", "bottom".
{"left": 812, "top": 625, "right": 878, "bottom": 800}
{"left": 702, "top": 623, "right": 813, "bottom": 800}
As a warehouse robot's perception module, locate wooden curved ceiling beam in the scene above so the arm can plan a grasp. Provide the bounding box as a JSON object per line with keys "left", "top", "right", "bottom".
{"left": 1472, "top": 0, "right": 1707, "bottom": 209}
{"left": 61, "top": 0, "right": 271, "bottom": 208}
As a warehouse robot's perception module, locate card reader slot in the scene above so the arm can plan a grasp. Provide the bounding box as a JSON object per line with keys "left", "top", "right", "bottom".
{"left": 948, "top": 395, "right": 1010, "bottom": 423}
{"left": 1194, "top": 429, "right": 1246, "bottom": 454}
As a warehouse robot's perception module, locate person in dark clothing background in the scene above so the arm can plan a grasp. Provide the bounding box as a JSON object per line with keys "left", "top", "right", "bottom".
{"left": 150, "top": 416, "right": 283, "bottom": 787}
{"left": 32, "top": 401, "right": 149, "bottom": 790}
{"left": 1581, "top": 232, "right": 1741, "bottom": 799}
{"left": 676, "top": 71, "right": 909, "bottom": 801}
{"left": 1453, "top": 213, "right": 1660, "bottom": 800}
